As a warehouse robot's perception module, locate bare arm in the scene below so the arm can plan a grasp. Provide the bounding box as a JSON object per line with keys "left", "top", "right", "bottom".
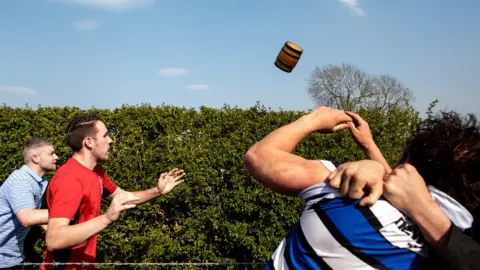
{"left": 345, "top": 111, "right": 392, "bottom": 173}
{"left": 46, "top": 215, "right": 111, "bottom": 251}
{"left": 46, "top": 192, "right": 139, "bottom": 252}
{"left": 244, "top": 107, "right": 351, "bottom": 196}
{"left": 105, "top": 169, "right": 185, "bottom": 205}
{"left": 362, "top": 142, "right": 392, "bottom": 174}
{"left": 16, "top": 208, "right": 48, "bottom": 227}
{"left": 406, "top": 200, "right": 452, "bottom": 249}
{"left": 107, "top": 187, "right": 160, "bottom": 205}
{"left": 385, "top": 164, "right": 480, "bottom": 269}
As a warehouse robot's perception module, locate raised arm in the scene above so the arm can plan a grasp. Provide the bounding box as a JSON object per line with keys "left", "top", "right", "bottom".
{"left": 344, "top": 111, "right": 392, "bottom": 173}
{"left": 244, "top": 106, "right": 352, "bottom": 196}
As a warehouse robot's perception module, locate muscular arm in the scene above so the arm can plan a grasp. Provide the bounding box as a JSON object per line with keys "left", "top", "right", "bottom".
{"left": 243, "top": 115, "right": 331, "bottom": 196}
{"left": 16, "top": 208, "right": 48, "bottom": 227}
{"left": 45, "top": 215, "right": 111, "bottom": 251}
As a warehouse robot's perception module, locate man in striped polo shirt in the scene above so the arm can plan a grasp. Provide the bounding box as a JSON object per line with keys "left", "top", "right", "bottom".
{"left": 0, "top": 137, "right": 58, "bottom": 269}
{"left": 244, "top": 106, "right": 478, "bottom": 269}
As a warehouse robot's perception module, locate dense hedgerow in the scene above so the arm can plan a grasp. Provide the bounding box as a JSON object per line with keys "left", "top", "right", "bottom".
{"left": 0, "top": 102, "right": 421, "bottom": 269}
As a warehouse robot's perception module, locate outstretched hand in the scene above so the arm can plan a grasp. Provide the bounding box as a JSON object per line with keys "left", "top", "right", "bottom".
{"left": 156, "top": 168, "right": 185, "bottom": 195}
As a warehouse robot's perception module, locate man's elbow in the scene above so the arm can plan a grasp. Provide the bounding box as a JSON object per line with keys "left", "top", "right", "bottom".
{"left": 16, "top": 215, "right": 31, "bottom": 228}
{"left": 18, "top": 219, "right": 30, "bottom": 228}
{"left": 46, "top": 234, "right": 65, "bottom": 252}
{"left": 46, "top": 237, "right": 60, "bottom": 252}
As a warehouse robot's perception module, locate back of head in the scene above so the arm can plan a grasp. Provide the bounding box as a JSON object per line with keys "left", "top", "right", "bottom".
{"left": 22, "top": 137, "right": 54, "bottom": 164}
{"left": 406, "top": 111, "right": 480, "bottom": 214}
{"left": 66, "top": 113, "right": 101, "bottom": 153}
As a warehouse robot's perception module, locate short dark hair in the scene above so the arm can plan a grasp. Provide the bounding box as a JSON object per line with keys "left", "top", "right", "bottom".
{"left": 22, "top": 137, "right": 54, "bottom": 163}
{"left": 66, "top": 113, "right": 101, "bottom": 152}
{"left": 406, "top": 111, "right": 480, "bottom": 214}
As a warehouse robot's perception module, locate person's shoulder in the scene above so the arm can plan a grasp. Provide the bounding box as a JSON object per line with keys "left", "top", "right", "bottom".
{"left": 93, "top": 165, "right": 106, "bottom": 174}
{"left": 3, "top": 167, "right": 30, "bottom": 185}
{"left": 93, "top": 165, "right": 109, "bottom": 178}
{"left": 49, "top": 160, "right": 82, "bottom": 185}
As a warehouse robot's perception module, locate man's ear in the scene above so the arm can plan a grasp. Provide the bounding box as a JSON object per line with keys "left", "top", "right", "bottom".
{"left": 84, "top": 137, "right": 94, "bottom": 149}
{"left": 31, "top": 154, "right": 40, "bottom": 164}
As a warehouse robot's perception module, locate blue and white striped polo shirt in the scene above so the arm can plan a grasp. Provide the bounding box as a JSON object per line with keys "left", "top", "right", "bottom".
{"left": 0, "top": 165, "right": 48, "bottom": 268}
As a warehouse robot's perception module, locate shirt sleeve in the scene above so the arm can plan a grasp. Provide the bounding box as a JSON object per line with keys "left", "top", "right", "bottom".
{"left": 5, "top": 178, "right": 36, "bottom": 213}
{"left": 430, "top": 223, "right": 480, "bottom": 270}
{"left": 95, "top": 167, "right": 118, "bottom": 198}
{"left": 47, "top": 174, "right": 83, "bottom": 221}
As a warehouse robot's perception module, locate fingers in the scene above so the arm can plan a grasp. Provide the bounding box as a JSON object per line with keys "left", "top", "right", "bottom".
{"left": 347, "top": 121, "right": 359, "bottom": 133}
{"left": 359, "top": 180, "right": 383, "bottom": 207}
{"left": 120, "top": 204, "right": 137, "bottom": 210}
{"left": 332, "top": 123, "right": 350, "bottom": 132}
{"left": 345, "top": 111, "right": 364, "bottom": 126}
{"left": 347, "top": 175, "right": 366, "bottom": 199}
{"left": 115, "top": 192, "right": 140, "bottom": 205}
{"left": 174, "top": 180, "right": 184, "bottom": 186}
{"left": 337, "top": 112, "right": 353, "bottom": 124}
{"left": 327, "top": 166, "right": 345, "bottom": 189}
{"left": 339, "top": 172, "right": 352, "bottom": 197}
{"left": 167, "top": 168, "right": 185, "bottom": 175}
{"left": 160, "top": 169, "right": 186, "bottom": 182}
{"left": 174, "top": 172, "right": 186, "bottom": 181}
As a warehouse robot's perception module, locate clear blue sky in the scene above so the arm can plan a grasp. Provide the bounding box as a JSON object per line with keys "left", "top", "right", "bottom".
{"left": 0, "top": 0, "right": 478, "bottom": 116}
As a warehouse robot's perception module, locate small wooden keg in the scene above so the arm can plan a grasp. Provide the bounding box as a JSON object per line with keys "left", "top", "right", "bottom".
{"left": 274, "top": 41, "right": 303, "bottom": 73}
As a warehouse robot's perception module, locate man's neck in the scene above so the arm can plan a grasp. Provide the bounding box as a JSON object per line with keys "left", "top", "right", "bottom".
{"left": 27, "top": 164, "right": 46, "bottom": 178}
{"left": 72, "top": 152, "right": 98, "bottom": 170}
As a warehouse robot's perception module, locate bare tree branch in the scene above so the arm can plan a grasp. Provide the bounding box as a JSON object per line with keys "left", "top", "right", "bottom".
{"left": 307, "top": 63, "right": 414, "bottom": 112}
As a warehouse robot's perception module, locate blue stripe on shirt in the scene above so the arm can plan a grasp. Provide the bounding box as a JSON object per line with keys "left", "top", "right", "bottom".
{"left": 284, "top": 224, "right": 323, "bottom": 270}
{"left": 312, "top": 198, "right": 430, "bottom": 270}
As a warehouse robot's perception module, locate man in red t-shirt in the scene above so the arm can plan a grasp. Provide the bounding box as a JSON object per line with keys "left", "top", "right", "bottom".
{"left": 40, "top": 114, "right": 185, "bottom": 270}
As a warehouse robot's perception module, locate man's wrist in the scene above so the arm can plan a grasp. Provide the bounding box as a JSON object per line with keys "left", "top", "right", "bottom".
{"left": 296, "top": 114, "right": 322, "bottom": 134}
{"left": 406, "top": 199, "right": 452, "bottom": 248}
{"left": 404, "top": 197, "right": 436, "bottom": 219}
{"left": 100, "top": 214, "right": 114, "bottom": 226}
{"left": 361, "top": 140, "right": 377, "bottom": 152}
{"left": 152, "top": 186, "right": 162, "bottom": 196}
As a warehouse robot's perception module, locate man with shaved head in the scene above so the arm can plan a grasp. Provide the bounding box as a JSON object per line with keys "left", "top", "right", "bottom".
{"left": 0, "top": 137, "right": 58, "bottom": 269}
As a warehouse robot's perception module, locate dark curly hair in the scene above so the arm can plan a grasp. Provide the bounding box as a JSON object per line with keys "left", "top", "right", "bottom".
{"left": 66, "top": 113, "right": 101, "bottom": 152}
{"left": 406, "top": 111, "right": 480, "bottom": 214}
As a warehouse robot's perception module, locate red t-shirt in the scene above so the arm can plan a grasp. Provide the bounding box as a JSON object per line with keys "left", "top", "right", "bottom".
{"left": 40, "top": 158, "right": 118, "bottom": 270}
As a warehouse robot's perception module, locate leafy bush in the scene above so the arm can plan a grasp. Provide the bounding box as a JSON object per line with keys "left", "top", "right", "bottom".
{"left": 0, "top": 102, "right": 421, "bottom": 268}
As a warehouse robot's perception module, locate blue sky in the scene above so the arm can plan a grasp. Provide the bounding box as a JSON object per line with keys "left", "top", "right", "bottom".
{"left": 0, "top": 0, "right": 478, "bottom": 116}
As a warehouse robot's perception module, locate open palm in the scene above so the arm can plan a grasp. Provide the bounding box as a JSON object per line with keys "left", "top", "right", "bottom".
{"left": 156, "top": 168, "right": 185, "bottom": 195}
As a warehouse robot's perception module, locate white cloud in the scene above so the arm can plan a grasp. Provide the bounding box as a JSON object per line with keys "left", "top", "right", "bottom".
{"left": 50, "top": 0, "right": 154, "bottom": 12}
{"left": 157, "top": 68, "right": 190, "bottom": 77}
{"left": 73, "top": 19, "right": 100, "bottom": 31}
{"left": 339, "top": 0, "right": 366, "bottom": 16}
{"left": 0, "top": 86, "right": 36, "bottom": 96}
{"left": 186, "top": 84, "right": 210, "bottom": 91}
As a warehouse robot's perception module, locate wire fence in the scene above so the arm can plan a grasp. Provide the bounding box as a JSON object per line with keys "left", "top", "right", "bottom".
{"left": 17, "top": 262, "right": 267, "bottom": 269}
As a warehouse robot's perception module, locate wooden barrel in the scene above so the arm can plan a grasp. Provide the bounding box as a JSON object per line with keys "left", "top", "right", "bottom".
{"left": 274, "top": 41, "right": 303, "bottom": 73}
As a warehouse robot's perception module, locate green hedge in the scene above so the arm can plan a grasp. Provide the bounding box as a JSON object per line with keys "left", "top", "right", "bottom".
{"left": 0, "top": 103, "right": 421, "bottom": 269}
